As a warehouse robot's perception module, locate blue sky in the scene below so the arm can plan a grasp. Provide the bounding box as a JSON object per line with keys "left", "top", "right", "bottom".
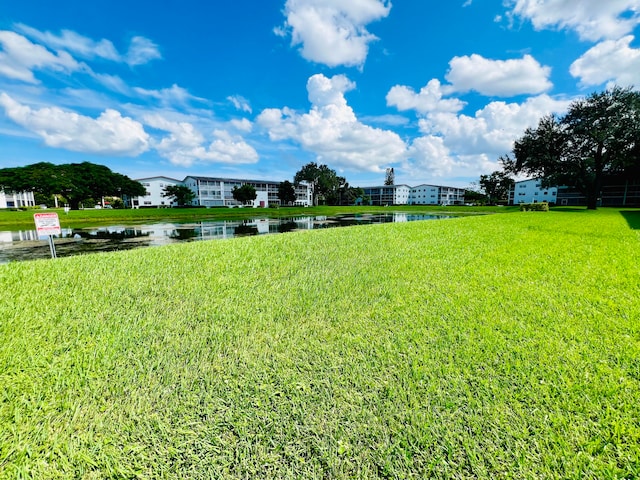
{"left": 1, "top": 1, "right": 639, "bottom": 188}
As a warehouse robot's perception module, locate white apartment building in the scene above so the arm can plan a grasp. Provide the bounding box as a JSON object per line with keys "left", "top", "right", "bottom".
{"left": 410, "top": 184, "right": 441, "bottom": 205}
{"left": 132, "top": 176, "right": 182, "bottom": 208}
{"left": 0, "top": 190, "right": 35, "bottom": 208}
{"left": 361, "top": 185, "right": 411, "bottom": 206}
{"left": 509, "top": 179, "right": 558, "bottom": 205}
{"left": 130, "top": 176, "right": 312, "bottom": 208}
{"left": 362, "top": 184, "right": 466, "bottom": 206}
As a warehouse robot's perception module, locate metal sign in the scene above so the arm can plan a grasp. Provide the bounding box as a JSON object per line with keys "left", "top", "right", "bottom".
{"left": 34, "top": 212, "right": 60, "bottom": 258}
{"left": 34, "top": 212, "right": 61, "bottom": 236}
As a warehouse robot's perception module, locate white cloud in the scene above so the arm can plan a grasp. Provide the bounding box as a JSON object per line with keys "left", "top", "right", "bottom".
{"left": 505, "top": 0, "right": 640, "bottom": 42}
{"left": 227, "top": 95, "right": 252, "bottom": 113}
{"left": 278, "top": 0, "right": 391, "bottom": 67}
{"left": 570, "top": 35, "right": 640, "bottom": 87}
{"left": 144, "top": 114, "right": 258, "bottom": 167}
{"left": 445, "top": 54, "right": 552, "bottom": 96}
{"left": 229, "top": 118, "right": 253, "bottom": 132}
{"left": 386, "top": 79, "right": 466, "bottom": 114}
{"left": 418, "top": 94, "right": 572, "bottom": 157}
{"left": 15, "top": 23, "right": 161, "bottom": 66}
{"left": 0, "top": 92, "right": 149, "bottom": 155}
{"left": 134, "top": 84, "right": 205, "bottom": 106}
{"left": 388, "top": 92, "right": 572, "bottom": 180}
{"left": 257, "top": 73, "right": 407, "bottom": 172}
{"left": 0, "top": 31, "right": 82, "bottom": 83}
{"left": 125, "top": 36, "right": 162, "bottom": 66}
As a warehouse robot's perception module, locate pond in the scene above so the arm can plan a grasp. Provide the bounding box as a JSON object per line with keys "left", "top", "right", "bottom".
{"left": 0, "top": 213, "right": 454, "bottom": 263}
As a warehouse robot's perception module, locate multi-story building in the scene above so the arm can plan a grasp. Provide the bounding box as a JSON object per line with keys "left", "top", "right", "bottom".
{"left": 509, "top": 176, "right": 640, "bottom": 207}
{"left": 409, "top": 185, "right": 440, "bottom": 205}
{"left": 509, "top": 179, "right": 558, "bottom": 205}
{"left": 361, "top": 185, "right": 411, "bottom": 206}
{"left": 555, "top": 175, "right": 640, "bottom": 207}
{"left": 130, "top": 176, "right": 312, "bottom": 208}
{"left": 0, "top": 190, "right": 35, "bottom": 208}
{"left": 362, "top": 184, "right": 466, "bottom": 206}
{"left": 132, "top": 176, "right": 182, "bottom": 208}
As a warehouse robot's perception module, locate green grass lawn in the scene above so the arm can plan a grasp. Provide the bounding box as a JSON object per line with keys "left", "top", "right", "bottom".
{"left": 1, "top": 208, "right": 638, "bottom": 478}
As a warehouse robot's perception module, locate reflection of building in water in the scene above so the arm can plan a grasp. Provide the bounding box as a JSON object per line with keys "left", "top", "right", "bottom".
{"left": 129, "top": 176, "right": 313, "bottom": 208}
{"left": 0, "top": 230, "right": 40, "bottom": 242}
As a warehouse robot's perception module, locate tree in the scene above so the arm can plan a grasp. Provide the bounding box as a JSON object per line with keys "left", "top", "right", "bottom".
{"left": 162, "top": 185, "right": 196, "bottom": 207}
{"left": 464, "top": 183, "right": 487, "bottom": 205}
{"left": 232, "top": 184, "right": 257, "bottom": 205}
{"left": 277, "top": 180, "right": 297, "bottom": 206}
{"left": 384, "top": 167, "right": 395, "bottom": 185}
{"left": 510, "top": 87, "right": 640, "bottom": 209}
{"left": 0, "top": 161, "right": 146, "bottom": 209}
{"left": 294, "top": 162, "right": 346, "bottom": 206}
{"left": 479, "top": 170, "right": 514, "bottom": 204}
{"left": 339, "top": 184, "right": 364, "bottom": 205}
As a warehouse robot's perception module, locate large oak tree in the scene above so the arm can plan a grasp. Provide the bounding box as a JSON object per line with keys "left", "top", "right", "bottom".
{"left": 294, "top": 162, "right": 346, "bottom": 206}
{"left": 509, "top": 87, "right": 640, "bottom": 209}
{"left": 0, "top": 162, "right": 146, "bottom": 209}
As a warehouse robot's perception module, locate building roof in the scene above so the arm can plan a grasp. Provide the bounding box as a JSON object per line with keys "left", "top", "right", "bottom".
{"left": 183, "top": 175, "right": 298, "bottom": 186}
{"left": 135, "top": 176, "right": 182, "bottom": 183}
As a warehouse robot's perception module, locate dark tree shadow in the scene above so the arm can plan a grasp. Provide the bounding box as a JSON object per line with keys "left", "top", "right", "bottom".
{"left": 620, "top": 211, "right": 640, "bottom": 230}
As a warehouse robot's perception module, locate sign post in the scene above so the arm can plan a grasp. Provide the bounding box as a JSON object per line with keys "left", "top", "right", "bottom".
{"left": 34, "top": 212, "right": 61, "bottom": 259}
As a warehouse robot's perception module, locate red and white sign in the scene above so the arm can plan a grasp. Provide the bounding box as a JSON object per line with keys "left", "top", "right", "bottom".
{"left": 34, "top": 212, "right": 61, "bottom": 236}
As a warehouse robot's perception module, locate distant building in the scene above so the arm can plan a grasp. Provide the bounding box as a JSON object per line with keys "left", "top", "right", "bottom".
{"left": 361, "top": 184, "right": 466, "bottom": 206}
{"left": 408, "top": 185, "right": 440, "bottom": 205}
{"left": 509, "top": 179, "right": 558, "bottom": 205}
{"left": 362, "top": 185, "right": 410, "bottom": 206}
{"left": 0, "top": 190, "right": 35, "bottom": 208}
{"left": 130, "top": 176, "right": 182, "bottom": 208}
{"left": 129, "top": 175, "right": 312, "bottom": 208}
{"left": 509, "top": 176, "right": 640, "bottom": 207}
{"left": 556, "top": 175, "right": 640, "bottom": 207}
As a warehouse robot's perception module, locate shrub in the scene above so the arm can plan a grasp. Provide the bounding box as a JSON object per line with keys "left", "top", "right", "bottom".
{"left": 520, "top": 202, "right": 549, "bottom": 211}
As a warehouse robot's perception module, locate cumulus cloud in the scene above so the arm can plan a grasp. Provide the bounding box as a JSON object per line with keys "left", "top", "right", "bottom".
{"left": 0, "top": 30, "right": 82, "bottom": 83}
{"left": 386, "top": 79, "right": 466, "bottom": 114}
{"left": 15, "top": 23, "right": 161, "bottom": 66}
{"left": 505, "top": 0, "right": 640, "bottom": 42}
{"left": 419, "top": 95, "right": 572, "bottom": 157}
{"left": 256, "top": 73, "right": 407, "bottom": 172}
{"left": 445, "top": 54, "right": 552, "bottom": 96}
{"left": 229, "top": 118, "right": 253, "bottom": 132}
{"left": 277, "top": 0, "right": 391, "bottom": 67}
{"left": 387, "top": 85, "right": 572, "bottom": 179}
{"left": 144, "top": 114, "right": 258, "bottom": 167}
{"left": 570, "top": 35, "right": 640, "bottom": 87}
{"left": 0, "top": 92, "right": 149, "bottom": 155}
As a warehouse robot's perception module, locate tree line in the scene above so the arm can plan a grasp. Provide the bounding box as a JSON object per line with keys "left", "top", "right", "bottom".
{"left": 0, "top": 162, "right": 146, "bottom": 209}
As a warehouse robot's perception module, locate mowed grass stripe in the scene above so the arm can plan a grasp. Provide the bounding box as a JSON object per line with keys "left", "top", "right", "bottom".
{"left": 1, "top": 209, "right": 639, "bottom": 478}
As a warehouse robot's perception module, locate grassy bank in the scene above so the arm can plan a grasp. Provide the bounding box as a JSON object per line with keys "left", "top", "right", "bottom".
{"left": 1, "top": 209, "right": 639, "bottom": 478}
{"left": 0, "top": 205, "right": 516, "bottom": 228}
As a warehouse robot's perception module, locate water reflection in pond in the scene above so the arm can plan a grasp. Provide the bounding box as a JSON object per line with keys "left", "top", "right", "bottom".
{"left": 0, "top": 213, "right": 453, "bottom": 263}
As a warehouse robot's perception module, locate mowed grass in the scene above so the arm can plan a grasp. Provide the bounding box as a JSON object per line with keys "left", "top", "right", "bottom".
{"left": 0, "top": 209, "right": 639, "bottom": 479}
